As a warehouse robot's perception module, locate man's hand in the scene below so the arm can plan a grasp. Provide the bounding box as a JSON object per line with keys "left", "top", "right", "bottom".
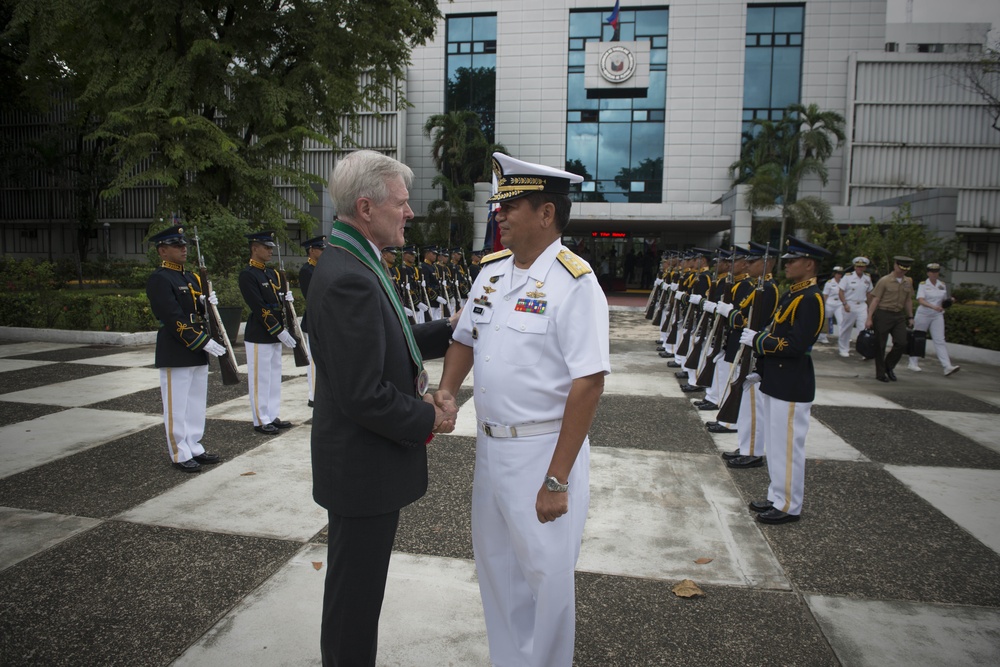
{"left": 436, "top": 296, "right": 448, "bottom": 306}
{"left": 843, "top": 303, "right": 851, "bottom": 313}
{"left": 536, "top": 484, "right": 569, "bottom": 524}
{"left": 739, "top": 328, "right": 757, "bottom": 347}
{"left": 689, "top": 294, "right": 703, "bottom": 306}
{"left": 715, "top": 302, "right": 734, "bottom": 318}
{"left": 865, "top": 317, "right": 873, "bottom": 329}
{"left": 203, "top": 339, "right": 226, "bottom": 357}
{"left": 703, "top": 301, "right": 717, "bottom": 314}
{"left": 426, "top": 392, "right": 457, "bottom": 434}
{"left": 277, "top": 330, "right": 297, "bottom": 348}
{"left": 285, "top": 290, "right": 295, "bottom": 303}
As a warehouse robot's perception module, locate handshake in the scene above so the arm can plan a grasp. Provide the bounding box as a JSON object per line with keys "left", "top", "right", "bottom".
{"left": 425, "top": 389, "right": 460, "bottom": 434}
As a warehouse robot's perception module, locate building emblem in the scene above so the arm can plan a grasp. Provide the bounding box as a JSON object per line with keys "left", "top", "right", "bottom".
{"left": 599, "top": 45, "right": 636, "bottom": 83}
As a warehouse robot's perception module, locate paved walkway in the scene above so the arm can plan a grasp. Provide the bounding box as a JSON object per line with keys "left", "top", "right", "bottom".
{"left": 1, "top": 308, "right": 999, "bottom": 666}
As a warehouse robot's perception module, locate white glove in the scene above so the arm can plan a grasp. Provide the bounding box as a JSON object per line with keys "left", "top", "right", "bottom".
{"left": 203, "top": 339, "right": 226, "bottom": 357}
{"left": 420, "top": 280, "right": 426, "bottom": 287}
{"left": 285, "top": 290, "right": 295, "bottom": 303}
{"left": 739, "top": 328, "right": 758, "bottom": 347}
{"left": 417, "top": 302, "right": 429, "bottom": 312}
{"left": 703, "top": 301, "right": 717, "bottom": 314}
{"left": 404, "top": 307, "right": 414, "bottom": 318}
{"left": 668, "top": 283, "right": 679, "bottom": 292}
{"left": 277, "top": 330, "right": 297, "bottom": 348}
{"left": 690, "top": 294, "right": 703, "bottom": 306}
{"left": 208, "top": 291, "right": 219, "bottom": 306}
{"left": 716, "top": 302, "right": 734, "bottom": 318}
{"left": 654, "top": 278, "right": 663, "bottom": 287}
{"left": 436, "top": 296, "right": 448, "bottom": 306}
{"left": 744, "top": 372, "right": 762, "bottom": 388}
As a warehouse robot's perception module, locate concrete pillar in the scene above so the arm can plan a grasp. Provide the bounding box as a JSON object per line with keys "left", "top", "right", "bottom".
{"left": 730, "top": 185, "right": 752, "bottom": 246}
{"left": 474, "top": 182, "right": 491, "bottom": 250}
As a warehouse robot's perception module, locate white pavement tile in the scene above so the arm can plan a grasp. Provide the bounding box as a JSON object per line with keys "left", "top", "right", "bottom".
{"left": 968, "top": 390, "right": 1000, "bottom": 409}
{"left": 884, "top": 465, "right": 1000, "bottom": 555}
{"left": 118, "top": 426, "right": 326, "bottom": 542}
{"left": 708, "top": 417, "right": 867, "bottom": 462}
{"left": 580, "top": 448, "right": 789, "bottom": 589}
{"left": 0, "top": 507, "right": 102, "bottom": 571}
{"left": 206, "top": 376, "right": 311, "bottom": 425}
{"left": 174, "top": 548, "right": 490, "bottom": 667}
{"left": 0, "top": 408, "right": 161, "bottom": 479}
{"left": 0, "top": 367, "right": 160, "bottom": 407}
{"left": 806, "top": 595, "right": 1000, "bottom": 667}
{"left": 919, "top": 411, "right": 1000, "bottom": 455}
{"left": 0, "top": 358, "right": 56, "bottom": 373}
{"left": 812, "top": 388, "right": 903, "bottom": 409}
{"left": 604, "top": 371, "right": 687, "bottom": 397}
{"left": 0, "top": 342, "right": 83, "bottom": 358}
{"left": 69, "top": 350, "right": 156, "bottom": 367}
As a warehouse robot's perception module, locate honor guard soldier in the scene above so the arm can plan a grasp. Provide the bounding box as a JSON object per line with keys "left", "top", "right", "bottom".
{"left": 677, "top": 248, "right": 712, "bottom": 391}
{"left": 865, "top": 256, "right": 916, "bottom": 382}
{"left": 908, "top": 262, "right": 960, "bottom": 375}
{"left": 837, "top": 257, "right": 874, "bottom": 357}
{"left": 469, "top": 248, "right": 483, "bottom": 283}
{"left": 240, "top": 230, "right": 297, "bottom": 434}
{"left": 382, "top": 246, "right": 406, "bottom": 305}
{"left": 400, "top": 244, "right": 428, "bottom": 321}
{"left": 450, "top": 247, "right": 471, "bottom": 306}
{"left": 436, "top": 152, "right": 611, "bottom": 667}
{"left": 435, "top": 247, "right": 456, "bottom": 314}
{"left": 421, "top": 246, "right": 444, "bottom": 319}
{"left": 739, "top": 237, "right": 831, "bottom": 523}
{"left": 146, "top": 225, "right": 225, "bottom": 472}
{"left": 299, "top": 235, "right": 326, "bottom": 408}
{"left": 695, "top": 248, "right": 733, "bottom": 410}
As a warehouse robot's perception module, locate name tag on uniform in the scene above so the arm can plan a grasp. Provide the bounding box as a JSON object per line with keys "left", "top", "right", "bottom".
{"left": 515, "top": 298, "right": 546, "bottom": 314}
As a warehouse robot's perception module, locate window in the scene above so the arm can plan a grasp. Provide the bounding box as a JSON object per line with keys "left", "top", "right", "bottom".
{"left": 566, "top": 7, "right": 669, "bottom": 203}
{"left": 742, "top": 5, "right": 804, "bottom": 133}
{"left": 446, "top": 14, "right": 497, "bottom": 141}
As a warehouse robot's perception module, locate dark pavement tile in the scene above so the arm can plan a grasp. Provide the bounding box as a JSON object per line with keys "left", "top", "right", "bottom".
{"left": 591, "top": 396, "right": 716, "bottom": 454}
{"left": 0, "top": 363, "right": 119, "bottom": 394}
{"left": 396, "top": 436, "right": 475, "bottom": 560}
{"left": 90, "top": 374, "right": 249, "bottom": 414}
{"left": 872, "top": 390, "right": 1000, "bottom": 414}
{"left": 812, "top": 406, "right": 1000, "bottom": 468}
{"left": 0, "top": 520, "right": 299, "bottom": 667}
{"left": 0, "top": 419, "right": 265, "bottom": 518}
{"left": 8, "top": 344, "right": 130, "bottom": 362}
{"left": 575, "top": 573, "right": 838, "bottom": 667}
{"left": 728, "top": 461, "right": 1000, "bottom": 606}
{"left": 0, "top": 401, "right": 67, "bottom": 427}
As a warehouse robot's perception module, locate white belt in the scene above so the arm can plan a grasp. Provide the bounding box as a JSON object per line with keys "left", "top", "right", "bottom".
{"left": 479, "top": 419, "right": 562, "bottom": 439}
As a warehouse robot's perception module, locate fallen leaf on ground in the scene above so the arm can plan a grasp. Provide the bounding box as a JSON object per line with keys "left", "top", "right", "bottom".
{"left": 312, "top": 562, "right": 323, "bottom": 571}
{"left": 240, "top": 471, "right": 256, "bottom": 476}
{"left": 694, "top": 557, "right": 714, "bottom": 565}
{"left": 672, "top": 579, "right": 705, "bottom": 598}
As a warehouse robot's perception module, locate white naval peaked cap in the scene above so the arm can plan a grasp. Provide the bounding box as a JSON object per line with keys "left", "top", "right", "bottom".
{"left": 852, "top": 256, "right": 870, "bottom": 266}
{"left": 488, "top": 152, "right": 584, "bottom": 203}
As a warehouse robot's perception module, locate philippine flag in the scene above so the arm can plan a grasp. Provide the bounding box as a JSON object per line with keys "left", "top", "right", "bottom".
{"left": 605, "top": 0, "right": 620, "bottom": 31}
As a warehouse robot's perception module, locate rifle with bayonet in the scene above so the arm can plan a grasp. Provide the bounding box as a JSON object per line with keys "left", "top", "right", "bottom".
{"left": 715, "top": 245, "right": 771, "bottom": 425}
{"left": 193, "top": 227, "right": 240, "bottom": 385}
{"left": 418, "top": 271, "right": 435, "bottom": 323}
{"left": 684, "top": 251, "right": 721, "bottom": 371}
{"left": 645, "top": 261, "right": 665, "bottom": 320}
{"left": 695, "top": 251, "right": 735, "bottom": 387}
{"left": 402, "top": 275, "right": 419, "bottom": 325}
{"left": 275, "top": 240, "right": 310, "bottom": 368}
{"left": 437, "top": 263, "right": 453, "bottom": 318}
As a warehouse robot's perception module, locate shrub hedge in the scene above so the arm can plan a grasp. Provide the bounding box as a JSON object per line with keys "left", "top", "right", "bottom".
{"left": 0, "top": 292, "right": 159, "bottom": 332}
{"left": 944, "top": 304, "right": 1000, "bottom": 352}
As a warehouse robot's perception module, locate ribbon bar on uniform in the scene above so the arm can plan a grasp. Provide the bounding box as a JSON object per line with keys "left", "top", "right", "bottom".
{"left": 479, "top": 419, "right": 563, "bottom": 439}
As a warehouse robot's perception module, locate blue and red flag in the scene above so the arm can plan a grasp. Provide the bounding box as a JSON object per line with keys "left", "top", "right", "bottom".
{"left": 484, "top": 207, "right": 504, "bottom": 253}
{"left": 605, "top": 0, "right": 620, "bottom": 32}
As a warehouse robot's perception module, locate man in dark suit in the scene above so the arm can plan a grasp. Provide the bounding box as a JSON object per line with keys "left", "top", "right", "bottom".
{"left": 299, "top": 235, "right": 326, "bottom": 408}
{"left": 307, "top": 150, "right": 457, "bottom": 666}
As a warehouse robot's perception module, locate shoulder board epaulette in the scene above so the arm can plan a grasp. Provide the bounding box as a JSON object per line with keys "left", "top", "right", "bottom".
{"left": 557, "top": 249, "right": 592, "bottom": 279}
{"left": 480, "top": 249, "right": 513, "bottom": 266}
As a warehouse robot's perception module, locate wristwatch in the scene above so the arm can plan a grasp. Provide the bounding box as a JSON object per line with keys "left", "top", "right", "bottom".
{"left": 545, "top": 476, "right": 569, "bottom": 493}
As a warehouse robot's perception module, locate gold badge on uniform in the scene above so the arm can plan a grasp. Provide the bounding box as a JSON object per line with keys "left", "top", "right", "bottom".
{"left": 489, "top": 275, "right": 501, "bottom": 283}
{"left": 482, "top": 285, "right": 496, "bottom": 294}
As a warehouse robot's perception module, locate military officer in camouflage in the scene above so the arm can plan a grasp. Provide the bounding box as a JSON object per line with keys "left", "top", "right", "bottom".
{"left": 146, "top": 225, "right": 225, "bottom": 472}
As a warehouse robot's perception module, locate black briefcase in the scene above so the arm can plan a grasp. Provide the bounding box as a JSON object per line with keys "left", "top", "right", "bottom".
{"left": 906, "top": 329, "right": 927, "bottom": 358}
{"left": 855, "top": 328, "right": 878, "bottom": 360}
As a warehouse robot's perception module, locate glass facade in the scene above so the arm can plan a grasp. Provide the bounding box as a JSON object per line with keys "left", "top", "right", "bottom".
{"left": 566, "top": 8, "right": 669, "bottom": 203}
{"left": 742, "top": 4, "right": 804, "bottom": 132}
{"left": 446, "top": 14, "right": 497, "bottom": 142}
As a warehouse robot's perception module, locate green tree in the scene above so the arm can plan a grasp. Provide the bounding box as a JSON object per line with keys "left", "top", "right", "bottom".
{"left": 614, "top": 157, "right": 663, "bottom": 203}
{"left": 730, "top": 103, "right": 846, "bottom": 261}
{"left": 446, "top": 66, "right": 497, "bottom": 141}
{"left": 6, "top": 0, "right": 441, "bottom": 233}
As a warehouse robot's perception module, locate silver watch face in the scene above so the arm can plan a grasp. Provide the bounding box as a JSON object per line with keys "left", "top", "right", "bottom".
{"left": 545, "top": 476, "right": 568, "bottom": 492}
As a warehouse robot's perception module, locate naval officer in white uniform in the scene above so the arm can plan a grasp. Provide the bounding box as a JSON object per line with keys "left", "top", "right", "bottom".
{"left": 436, "top": 152, "right": 610, "bottom": 667}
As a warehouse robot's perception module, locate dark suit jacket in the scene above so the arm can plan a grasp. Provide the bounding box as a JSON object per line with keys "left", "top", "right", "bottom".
{"left": 308, "top": 245, "right": 452, "bottom": 517}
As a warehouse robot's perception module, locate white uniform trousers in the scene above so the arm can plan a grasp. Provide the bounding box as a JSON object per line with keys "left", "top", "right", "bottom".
{"left": 836, "top": 302, "right": 865, "bottom": 355}
{"left": 245, "top": 341, "right": 283, "bottom": 426}
{"left": 657, "top": 309, "right": 671, "bottom": 350}
{"left": 430, "top": 306, "right": 442, "bottom": 321}
{"left": 736, "top": 381, "right": 765, "bottom": 457}
{"left": 472, "top": 432, "right": 590, "bottom": 667}
{"left": 825, "top": 302, "right": 842, "bottom": 337}
{"left": 704, "top": 355, "right": 728, "bottom": 411}
{"left": 911, "top": 311, "right": 953, "bottom": 369}
{"left": 304, "top": 332, "right": 316, "bottom": 403}
{"left": 159, "top": 365, "right": 208, "bottom": 463}
{"left": 760, "top": 391, "right": 812, "bottom": 516}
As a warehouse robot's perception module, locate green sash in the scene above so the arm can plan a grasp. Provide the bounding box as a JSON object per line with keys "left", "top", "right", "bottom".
{"left": 328, "top": 221, "right": 428, "bottom": 395}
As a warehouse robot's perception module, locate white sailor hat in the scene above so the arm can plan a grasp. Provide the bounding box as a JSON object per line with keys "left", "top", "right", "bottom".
{"left": 487, "top": 152, "right": 584, "bottom": 203}
{"left": 852, "top": 256, "right": 870, "bottom": 266}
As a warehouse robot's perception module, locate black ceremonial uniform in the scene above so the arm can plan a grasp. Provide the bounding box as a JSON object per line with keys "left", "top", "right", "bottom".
{"left": 724, "top": 275, "right": 778, "bottom": 363}
{"left": 400, "top": 261, "right": 423, "bottom": 311}
{"left": 240, "top": 259, "right": 287, "bottom": 343}
{"left": 147, "top": 263, "right": 211, "bottom": 367}
{"left": 421, "top": 258, "right": 441, "bottom": 314}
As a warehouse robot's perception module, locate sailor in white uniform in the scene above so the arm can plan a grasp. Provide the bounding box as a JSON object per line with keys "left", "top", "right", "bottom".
{"left": 836, "top": 257, "right": 874, "bottom": 357}
{"left": 908, "top": 262, "right": 960, "bottom": 375}
{"left": 436, "top": 152, "right": 610, "bottom": 667}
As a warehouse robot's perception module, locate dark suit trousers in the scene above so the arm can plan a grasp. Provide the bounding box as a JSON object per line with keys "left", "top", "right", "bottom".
{"left": 322, "top": 509, "right": 400, "bottom": 667}
{"left": 873, "top": 309, "right": 907, "bottom": 377}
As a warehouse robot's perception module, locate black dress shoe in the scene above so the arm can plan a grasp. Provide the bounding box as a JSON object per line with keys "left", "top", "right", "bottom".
{"left": 193, "top": 453, "right": 220, "bottom": 464}
{"left": 659, "top": 351, "right": 672, "bottom": 358}
{"left": 667, "top": 361, "right": 681, "bottom": 368}
{"left": 271, "top": 419, "right": 292, "bottom": 429}
{"left": 254, "top": 423, "right": 280, "bottom": 435}
{"left": 680, "top": 384, "right": 704, "bottom": 393}
{"left": 748, "top": 500, "right": 774, "bottom": 513}
{"left": 886, "top": 368, "right": 897, "bottom": 381}
{"left": 308, "top": 400, "right": 314, "bottom": 408}
{"left": 656, "top": 346, "right": 665, "bottom": 352}
{"left": 756, "top": 508, "right": 800, "bottom": 524}
{"left": 721, "top": 448, "right": 742, "bottom": 460}
{"left": 727, "top": 455, "right": 764, "bottom": 468}
{"left": 707, "top": 422, "right": 737, "bottom": 433}
{"left": 876, "top": 375, "right": 890, "bottom": 383}
{"left": 172, "top": 459, "right": 201, "bottom": 472}
{"left": 698, "top": 401, "right": 719, "bottom": 411}
{"left": 674, "top": 371, "right": 689, "bottom": 379}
